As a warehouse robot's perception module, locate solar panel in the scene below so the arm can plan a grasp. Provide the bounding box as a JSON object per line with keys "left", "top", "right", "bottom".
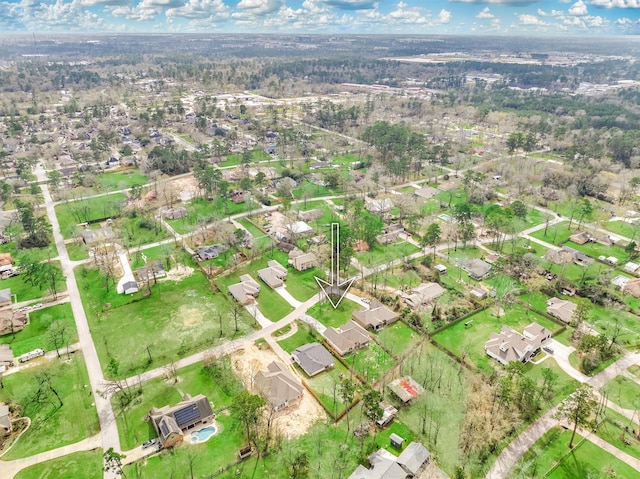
{"left": 160, "top": 420, "right": 169, "bottom": 436}
{"left": 174, "top": 404, "right": 200, "bottom": 427}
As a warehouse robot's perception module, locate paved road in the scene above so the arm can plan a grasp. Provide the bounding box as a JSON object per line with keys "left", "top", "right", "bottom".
{"left": 487, "top": 352, "right": 640, "bottom": 478}
{"left": 34, "top": 164, "right": 120, "bottom": 479}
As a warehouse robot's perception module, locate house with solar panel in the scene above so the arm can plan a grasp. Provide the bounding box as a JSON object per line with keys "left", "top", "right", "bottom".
{"left": 149, "top": 393, "right": 215, "bottom": 448}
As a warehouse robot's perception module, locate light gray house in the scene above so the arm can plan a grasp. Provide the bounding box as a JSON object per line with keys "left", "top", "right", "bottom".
{"left": 292, "top": 343, "right": 335, "bottom": 377}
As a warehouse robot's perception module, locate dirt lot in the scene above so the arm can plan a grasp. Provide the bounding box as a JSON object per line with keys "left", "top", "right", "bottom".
{"left": 229, "top": 342, "right": 326, "bottom": 438}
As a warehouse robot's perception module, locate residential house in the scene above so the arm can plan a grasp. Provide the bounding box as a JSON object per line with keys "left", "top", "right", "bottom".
{"left": 365, "top": 198, "right": 394, "bottom": 214}
{"left": 484, "top": 322, "right": 551, "bottom": 366}
{"left": 324, "top": 320, "right": 370, "bottom": 356}
{"left": 387, "top": 376, "right": 424, "bottom": 404}
{"left": 559, "top": 246, "right": 593, "bottom": 266}
{"left": 0, "top": 310, "right": 26, "bottom": 336}
{"left": 348, "top": 442, "right": 430, "bottom": 479}
{"left": 377, "top": 223, "right": 405, "bottom": 245}
{"left": 401, "top": 283, "right": 444, "bottom": 308}
{"left": 229, "top": 275, "right": 261, "bottom": 305}
{"left": 569, "top": 231, "right": 594, "bottom": 245}
{"left": 353, "top": 299, "right": 399, "bottom": 331}
{"left": 162, "top": 207, "right": 188, "bottom": 220}
{"left": 0, "top": 403, "right": 10, "bottom": 434}
{"left": 196, "top": 244, "right": 226, "bottom": 261}
{"left": 121, "top": 281, "right": 139, "bottom": 295}
{"left": 0, "top": 288, "right": 11, "bottom": 307}
{"left": 258, "top": 261, "right": 288, "bottom": 289}
{"left": 291, "top": 343, "right": 335, "bottom": 377}
{"left": 286, "top": 221, "right": 314, "bottom": 238}
{"left": 289, "top": 249, "right": 317, "bottom": 271}
{"left": 0, "top": 344, "right": 13, "bottom": 368}
{"left": 413, "top": 186, "right": 440, "bottom": 199}
{"left": 546, "top": 297, "right": 577, "bottom": 324}
{"left": 149, "top": 394, "right": 215, "bottom": 449}
{"left": 612, "top": 275, "right": 629, "bottom": 289}
{"left": 298, "top": 209, "right": 322, "bottom": 222}
{"left": 624, "top": 277, "right": 640, "bottom": 298}
{"left": 135, "top": 261, "right": 167, "bottom": 282}
{"left": 230, "top": 190, "right": 246, "bottom": 204}
{"left": 277, "top": 242, "right": 296, "bottom": 253}
{"left": 82, "top": 226, "right": 115, "bottom": 246}
{"left": 255, "top": 361, "right": 304, "bottom": 411}
{"left": 624, "top": 262, "right": 640, "bottom": 274}
{"left": 462, "top": 258, "right": 492, "bottom": 280}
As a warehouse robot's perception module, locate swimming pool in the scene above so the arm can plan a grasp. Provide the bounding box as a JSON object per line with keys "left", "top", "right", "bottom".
{"left": 438, "top": 213, "right": 452, "bottom": 222}
{"left": 191, "top": 425, "right": 217, "bottom": 443}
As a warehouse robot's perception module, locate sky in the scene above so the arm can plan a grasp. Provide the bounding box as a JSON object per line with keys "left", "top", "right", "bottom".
{"left": 0, "top": 0, "right": 638, "bottom": 35}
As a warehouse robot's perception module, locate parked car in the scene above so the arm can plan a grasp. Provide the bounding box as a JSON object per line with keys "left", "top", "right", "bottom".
{"left": 142, "top": 439, "right": 157, "bottom": 449}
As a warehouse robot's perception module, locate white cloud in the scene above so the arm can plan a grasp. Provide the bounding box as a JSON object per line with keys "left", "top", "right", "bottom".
{"left": 568, "top": 0, "right": 588, "bottom": 15}
{"left": 438, "top": 9, "right": 451, "bottom": 23}
{"left": 236, "top": 0, "right": 283, "bottom": 15}
{"left": 322, "top": 0, "right": 377, "bottom": 9}
{"left": 518, "top": 14, "right": 547, "bottom": 25}
{"left": 590, "top": 0, "right": 640, "bottom": 7}
{"left": 166, "top": 0, "right": 230, "bottom": 20}
{"left": 386, "top": 2, "right": 429, "bottom": 24}
{"left": 477, "top": 7, "right": 495, "bottom": 18}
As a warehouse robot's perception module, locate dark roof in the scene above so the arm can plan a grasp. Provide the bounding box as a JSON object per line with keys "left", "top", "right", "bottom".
{"left": 292, "top": 343, "right": 334, "bottom": 376}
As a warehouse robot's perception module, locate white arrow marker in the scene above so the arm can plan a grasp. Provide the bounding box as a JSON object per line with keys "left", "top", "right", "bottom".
{"left": 315, "top": 223, "right": 355, "bottom": 309}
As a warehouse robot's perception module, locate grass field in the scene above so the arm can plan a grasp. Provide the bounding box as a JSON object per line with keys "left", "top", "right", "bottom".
{"left": 55, "top": 193, "right": 127, "bottom": 238}
{"left": 14, "top": 450, "right": 103, "bottom": 479}
{"left": 595, "top": 408, "right": 640, "bottom": 461}
{"left": 307, "top": 298, "right": 361, "bottom": 329}
{"left": 510, "top": 427, "right": 639, "bottom": 479}
{"left": 0, "top": 242, "right": 57, "bottom": 264}
{"left": 77, "top": 266, "right": 257, "bottom": 378}
{"left": 432, "top": 303, "right": 560, "bottom": 375}
{"left": 167, "top": 197, "right": 252, "bottom": 235}
{"left": 0, "top": 354, "right": 99, "bottom": 460}
{"left": 0, "top": 303, "right": 77, "bottom": 356}
{"left": 99, "top": 169, "right": 148, "bottom": 191}
{"left": 113, "top": 360, "right": 242, "bottom": 450}
{"left": 302, "top": 359, "right": 357, "bottom": 417}
{"left": 344, "top": 341, "right": 395, "bottom": 384}
{"left": 602, "top": 219, "right": 640, "bottom": 240}
{"left": 213, "top": 253, "right": 294, "bottom": 321}
{"left": 276, "top": 321, "right": 320, "bottom": 354}
{"left": 355, "top": 241, "right": 420, "bottom": 268}
{"left": 0, "top": 260, "right": 67, "bottom": 303}
{"left": 374, "top": 320, "right": 421, "bottom": 356}
{"left": 601, "top": 375, "right": 640, "bottom": 409}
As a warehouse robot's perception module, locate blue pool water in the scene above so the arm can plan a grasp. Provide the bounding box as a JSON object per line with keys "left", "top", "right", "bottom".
{"left": 438, "top": 213, "right": 452, "bottom": 222}
{"left": 191, "top": 425, "right": 217, "bottom": 443}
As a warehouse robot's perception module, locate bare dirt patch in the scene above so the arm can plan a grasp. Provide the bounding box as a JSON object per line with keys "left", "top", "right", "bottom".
{"left": 229, "top": 342, "right": 326, "bottom": 438}
{"left": 175, "top": 305, "right": 203, "bottom": 326}
{"left": 162, "top": 264, "right": 194, "bottom": 282}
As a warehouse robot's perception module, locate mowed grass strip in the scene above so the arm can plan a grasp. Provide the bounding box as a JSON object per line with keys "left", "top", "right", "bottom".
{"left": 602, "top": 375, "right": 640, "bottom": 409}
{"left": 307, "top": 299, "right": 361, "bottom": 329}
{"left": 0, "top": 353, "right": 100, "bottom": 460}
{"left": 55, "top": 193, "right": 127, "bottom": 238}
{"left": 14, "top": 450, "right": 103, "bottom": 479}
{"left": 0, "top": 303, "right": 77, "bottom": 356}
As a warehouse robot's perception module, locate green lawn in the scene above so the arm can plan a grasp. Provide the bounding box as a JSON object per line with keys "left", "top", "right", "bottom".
{"left": 13, "top": 450, "right": 103, "bottom": 479}
{"left": 629, "top": 364, "right": 640, "bottom": 378}
{"left": 1, "top": 260, "right": 67, "bottom": 302}
{"left": 595, "top": 408, "right": 640, "bottom": 461}
{"left": 114, "top": 215, "right": 171, "bottom": 247}
{"left": 0, "top": 303, "right": 77, "bottom": 356}
{"left": 113, "top": 360, "right": 242, "bottom": 450}
{"left": 99, "top": 169, "right": 148, "bottom": 191}
{"left": 123, "top": 412, "right": 247, "bottom": 478}
{"left": 66, "top": 241, "right": 90, "bottom": 261}
{"left": 602, "top": 219, "right": 640, "bottom": 240}
{"left": 0, "top": 242, "right": 58, "bottom": 264}
{"left": 213, "top": 253, "right": 294, "bottom": 321}
{"left": 0, "top": 354, "right": 100, "bottom": 460}
{"left": 344, "top": 341, "right": 395, "bottom": 384}
{"left": 374, "top": 320, "right": 421, "bottom": 356}
{"left": 432, "top": 304, "right": 560, "bottom": 375}
{"left": 167, "top": 197, "right": 253, "bottom": 234}
{"left": 307, "top": 298, "right": 361, "bottom": 329}
{"left": 510, "top": 427, "right": 639, "bottom": 479}
{"left": 522, "top": 359, "right": 578, "bottom": 407}
{"left": 355, "top": 241, "right": 420, "bottom": 269}
{"left": 601, "top": 375, "right": 640, "bottom": 410}
{"left": 302, "top": 360, "right": 357, "bottom": 417}
{"left": 55, "top": 193, "right": 127, "bottom": 238}
{"left": 284, "top": 265, "right": 324, "bottom": 302}
{"left": 276, "top": 321, "right": 320, "bottom": 354}
{"left": 589, "top": 304, "right": 640, "bottom": 348}
{"left": 77, "top": 266, "right": 257, "bottom": 378}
